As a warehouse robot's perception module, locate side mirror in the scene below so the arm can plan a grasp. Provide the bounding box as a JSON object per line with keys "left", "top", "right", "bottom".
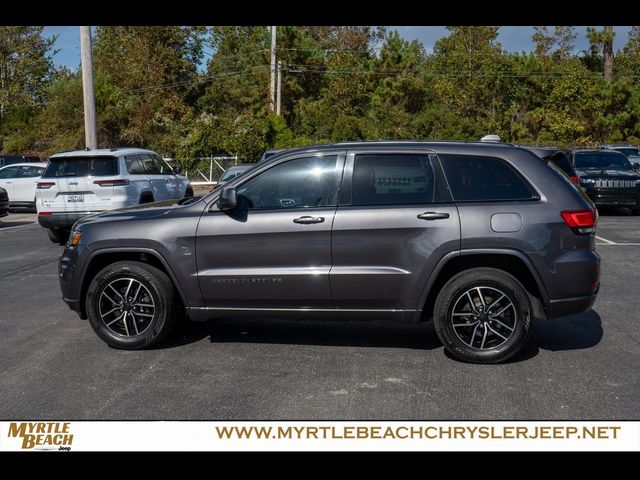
{"left": 633, "top": 163, "right": 640, "bottom": 171}
{"left": 217, "top": 186, "right": 238, "bottom": 210}
{"left": 172, "top": 166, "right": 181, "bottom": 175}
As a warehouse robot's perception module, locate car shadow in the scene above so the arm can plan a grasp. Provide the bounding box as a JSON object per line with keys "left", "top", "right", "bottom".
{"left": 157, "top": 309, "right": 603, "bottom": 362}
{"left": 0, "top": 220, "right": 35, "bottom": 229}
{"left": 159, "top": 316, "right": 442, "bottom": 351}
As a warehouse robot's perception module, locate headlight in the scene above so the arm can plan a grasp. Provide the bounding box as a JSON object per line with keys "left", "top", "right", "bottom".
{"left": 68, "top": 230, "right": 82, "bottom": 247}
{"left": 580, "top": 178, "right": 595, "bottom": 185}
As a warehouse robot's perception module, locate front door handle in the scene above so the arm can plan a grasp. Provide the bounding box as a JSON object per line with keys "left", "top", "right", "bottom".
{"left": 417, "top": 212, "right": 450, "bottom": 220}
{"left": 293, "top": 216, "right": 325, "bottom": 224}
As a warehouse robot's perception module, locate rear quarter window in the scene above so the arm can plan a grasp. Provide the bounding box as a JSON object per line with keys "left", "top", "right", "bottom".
{"left": 439, "top": 154, "right": 536, "bottom": 202}
{"left": 43, "top": 156, "right": 118, "bottom": 178}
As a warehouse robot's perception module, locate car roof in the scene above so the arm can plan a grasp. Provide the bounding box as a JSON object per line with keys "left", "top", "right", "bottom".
{"left": 50, "top": 148, "right": 158, "bottom": 158}
{"left": 600, "top": 144, "right": 636, "bottom": 148}
{"left": 571, "top": 148, "right": 624, "bottom": 154}
{"left": 0, "top": 162, "right": 48, "bottom": 169}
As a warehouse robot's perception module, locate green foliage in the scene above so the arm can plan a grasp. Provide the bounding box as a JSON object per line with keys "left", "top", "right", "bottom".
{"left": 5, "top": 25, "right": 640, "bottom": 160}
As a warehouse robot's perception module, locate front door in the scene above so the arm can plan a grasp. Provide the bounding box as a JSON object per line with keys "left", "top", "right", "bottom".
{"left": 196, "top": 152, "right": 345, "bottom": 309}
{"left": 331, "top": 151, "right": 461, "bottom": 311}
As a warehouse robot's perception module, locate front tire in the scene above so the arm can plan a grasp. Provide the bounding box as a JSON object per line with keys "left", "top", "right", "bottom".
{"left": 433, "top": 267, "right": 532, "bottom": 364}
{"left": 47, "top": 228, "right": 69, "bottom": 245}
{"left": 86, "top": 261, "right": 177, "bottom": 349}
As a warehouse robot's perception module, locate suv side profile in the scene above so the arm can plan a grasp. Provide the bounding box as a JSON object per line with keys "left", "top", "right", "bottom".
{"left": 58, "top": 141, "right": 600, "bottom": 363}
{"left": 37, "top": 148, "right": 193, "bottom": 244}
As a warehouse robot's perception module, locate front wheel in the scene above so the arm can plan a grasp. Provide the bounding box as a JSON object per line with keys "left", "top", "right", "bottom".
{"left": 47, "top": 228, "right": 69, "bottom": 245}
{"left": 86, "top": 261, "right": 177, "bottom": 349}
{"left": 433, "top": 267, "right": 532, "bottom": 364}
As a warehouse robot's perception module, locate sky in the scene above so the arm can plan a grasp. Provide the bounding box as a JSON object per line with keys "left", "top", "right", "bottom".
{"left": 43, "top": 26, "right": 634, "bottom": 70}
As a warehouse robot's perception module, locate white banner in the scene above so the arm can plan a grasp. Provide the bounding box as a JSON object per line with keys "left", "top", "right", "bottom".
{"left": 0, "top": 421, "right": 638, "bottom": 451}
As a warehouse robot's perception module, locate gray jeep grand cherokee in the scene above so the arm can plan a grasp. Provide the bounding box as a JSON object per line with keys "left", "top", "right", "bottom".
{"left": 58, "top": 141, "right": 600, "bottom": 363}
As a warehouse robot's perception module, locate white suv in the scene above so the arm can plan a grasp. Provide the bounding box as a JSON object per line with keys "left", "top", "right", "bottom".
{"left": 37, "top": 148, "right": 192, "bottom": 243}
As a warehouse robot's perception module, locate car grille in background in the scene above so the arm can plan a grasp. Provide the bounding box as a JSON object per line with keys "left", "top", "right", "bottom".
{"left": 594, "top": 179, "right": 636, "bottom": 188}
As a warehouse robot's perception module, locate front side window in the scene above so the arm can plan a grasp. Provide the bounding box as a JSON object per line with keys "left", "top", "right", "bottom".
{"left": 0, "top": 166, "right": 19, "bottom": 179}
{"left": 237, "top": 156, "right": 338, "bottom": 210}
{"left": 42, "top": 156, "right": 118, "bottom": 178}
{"left": 439, "top": 154, "right": 536, "bottom": 202}
{"left": 152, "top": 154, "right": 174, "bottom": 174}
{"left": 351, "top": 154, "right": 435, "bottom": 206}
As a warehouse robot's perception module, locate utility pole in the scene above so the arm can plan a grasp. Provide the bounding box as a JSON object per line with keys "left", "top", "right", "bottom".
{"left": 603, "top": 25, "right": 614, "bottom": 84}
{"left": 276, "top": 61, "right": 282, "bottom": 116}
{"left": 80, "top": 26, "right": 97, "bottom": 149}
{"left": 269, "top": 26, "right": 276, "bottom": 112}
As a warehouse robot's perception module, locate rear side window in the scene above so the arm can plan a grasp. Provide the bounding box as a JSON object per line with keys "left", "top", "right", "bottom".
{"left": 125, "top": 155, "right": 146, "bottom": 175}
{"left": 351, "top": 154, "right": 435, "bottom": 206}
{"left": 439, "top": 154, "right": 536, "bottom": 202}
{"left": 42, "top": 156, "right": 118, "bottom": 178}
{"left": 17, "top": 166, "right": 44, "bottom": 177}
{"left": 139, "top": 154, "right": 161, "bottom": 174}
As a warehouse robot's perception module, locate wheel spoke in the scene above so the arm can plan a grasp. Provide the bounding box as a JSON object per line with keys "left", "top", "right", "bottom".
{"left": 122, "top": 311, "right": 130, "bottom": 336}
{"left": 480, "top": 324, "right": 488, "bottom": 349}
{"left": 476, "top": 287, "right": 486, "bottom": 308}
{"left": 490, "top": 317, "right": 514, "bottom": 332}
{"left": 470, "top": 322, "right": 480, "bottom": 347}
{"left": 453, "top": 321, "right": 479, "bottom": 327}
{"left": 486, "top": 293, "right": 505, "bottom": 313}
{"left": 106, "top": 312, "right": 125, "bottom": 327}
{"left": 124, "top": 279, "right": 134, "bottom": 300}
{"left": 131, "top": 283, "right": 143, "bottom": 304}
{"left": 491, "top": 301, "right": 514, "bottom": 317}
{"left": 108, "top": 284, "right": 124, "bottom": 301}
{"left": 101, "top": 291, "right": 120, "bottom": 307}
{"left": 466, "top": 291, "right": 478, "bottom": 313}
{"left": 100, "top": 306, "right": 120, "bottom": 319}
{"left": 134, "top": 311, "right": 154, "bottom": 318}
{"left": 129, "top": 312, "right": 140, "bottom": 335}
{"left": 487, "top": 324, "right": 508, "bottom": 341}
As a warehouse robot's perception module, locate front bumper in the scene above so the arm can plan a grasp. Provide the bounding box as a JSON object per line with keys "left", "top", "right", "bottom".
{"left": 38, "top": 211, "right": 103, "bottom": 230}
{"left": 586, "top": 190, "right": 640, "bottom": 208}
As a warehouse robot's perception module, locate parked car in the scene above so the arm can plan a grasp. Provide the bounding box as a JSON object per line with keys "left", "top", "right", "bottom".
{"left": 217, "top": 164, "right": 255, "bottom": 186}
{"left": 0, "top": 187, "right": 9, "bottom": 217}
{"left": 599, "top": 144, "right": 640, "bottom": 169}
{"left": 258, "top": 149, "right": 286, "bottom": 163}
{"left": 0, "top": 162, "right": 48, "bottom": 211}
{"left": 58, "top": 141, "right": 599, "bottom": 363}
{"left": 519, "top": 146, "right": 579, "bottom": 185}
{"left": 0, "top": 155, "right": 42, "bottom": 168}
{"left": 565, "top": 148, "right": 640, "bottom": 214}
{"left": 37, "top": 148, "right": 193, "bottom": 244}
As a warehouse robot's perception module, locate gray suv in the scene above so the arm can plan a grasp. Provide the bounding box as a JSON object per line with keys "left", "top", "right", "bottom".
{"left": 58, "top": 141, "right": 600, "bottom": 363}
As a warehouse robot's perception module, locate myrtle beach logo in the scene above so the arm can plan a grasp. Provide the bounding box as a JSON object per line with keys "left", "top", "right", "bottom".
{"left": 7, "top": 422, "right": 73, "bottom": 450}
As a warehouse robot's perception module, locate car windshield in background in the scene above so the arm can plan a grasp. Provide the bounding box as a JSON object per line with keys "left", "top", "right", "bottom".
{"left": 220, "top": 170, "right": 245, "bottom": 182}
{"left": 575, "top": 153, "right": 632, "bottom": 170}
{"left": 42, "top": 156, "right": 118, "bottom": 178}
{"left": 615, "top": 148, "right": 640, "bottom": 157}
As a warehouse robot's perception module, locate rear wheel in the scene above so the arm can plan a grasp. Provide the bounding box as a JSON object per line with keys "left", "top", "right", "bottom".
{"left": 86, "top": 261, "right": 177, "bottom": 349}
{"left": 433, "top": 267, "right": 532, "bottom": 364}
{"left": 47, "top": 228, "right": 69, "bottom": 245}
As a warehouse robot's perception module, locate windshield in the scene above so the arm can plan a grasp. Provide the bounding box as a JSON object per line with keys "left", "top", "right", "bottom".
{"left": 43, "top": 156, "right": 118, "bottom": 178}
{"left": 574, "top": 152, "right": 632, "bottom": 171}
{"left": 220, "top": 167, "right": 252, "bottom": 182}
{"left": 615, "top": 148, "right": 640, "bottom": 157}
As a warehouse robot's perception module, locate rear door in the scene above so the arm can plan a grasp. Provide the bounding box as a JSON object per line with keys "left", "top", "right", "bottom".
{"left": 38, "top": 156, "right": 117, "bottom": 212}
{"left": 330, "top": 150, "right": 460, "bottom": 311}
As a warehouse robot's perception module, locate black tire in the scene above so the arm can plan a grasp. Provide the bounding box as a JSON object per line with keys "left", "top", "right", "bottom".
{"left": 433, "top": 267, "right": 532, "bottom": 364}
{"left": 139, "top": 194, "right": 154, "bottom": 204}
{"left": 86, "top": 261, "right": 177, "bottom": 350}
{"left": 47, "top": 228, "right": 69, "bottom": 245}
{"left": 631, "top": 208, "right": 640, "bottom": 216}
{"left": 185, "top": 186, "right": 194, "bottom": 198}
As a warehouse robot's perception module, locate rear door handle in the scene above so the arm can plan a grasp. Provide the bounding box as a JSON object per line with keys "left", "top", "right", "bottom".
{"left": 417, "top": 212, "right": 450, "bottom": 220}
{"left": 293, "top": 216, "right": 325, "bottom": 224}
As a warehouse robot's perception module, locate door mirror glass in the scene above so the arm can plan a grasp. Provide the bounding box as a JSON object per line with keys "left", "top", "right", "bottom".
{"left": 172, "top": 166, "right": 181, "bottom": 175}
{"left": 218, "top": 186, "right": 238, "bottom": 210}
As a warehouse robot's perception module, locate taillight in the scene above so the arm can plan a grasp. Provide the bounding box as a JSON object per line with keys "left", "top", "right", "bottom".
{"left": 38, "top": 211, "right": 52, "bottom": 216}
{"left": 561, "top": 209, "right": 597, "bottom": 234}
{"left": 37, "top": 182, "right": 55, "bottom": 189}
{"left": 569, "top": 175, "right": 580, "bottom": 185}
{"left": 93, "top": 179, "right": 130, "bottom": 187}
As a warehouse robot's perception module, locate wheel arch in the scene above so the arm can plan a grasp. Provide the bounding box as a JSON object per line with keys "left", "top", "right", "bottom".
{"left": 417, "top": 249, "right": 549, "bottom": 322}
{"left": 77, "top": 248, "right": 187, "bottom": 319}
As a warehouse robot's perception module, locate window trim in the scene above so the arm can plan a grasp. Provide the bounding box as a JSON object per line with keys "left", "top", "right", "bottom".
{"left": 437, "top": 153, "right": 540, "bottom": 203}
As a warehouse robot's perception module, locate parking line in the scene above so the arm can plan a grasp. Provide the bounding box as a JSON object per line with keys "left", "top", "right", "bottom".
{"left": 596, "top": 242, "right": 640, "bottom": 246}
{"left": 0, "top": 222, "right": 37, "bottom": 232}
{"left": 596, "top": 235, "right": 616, "bottom": 244}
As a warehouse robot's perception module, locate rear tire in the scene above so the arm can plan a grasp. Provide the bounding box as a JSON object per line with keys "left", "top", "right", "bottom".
{"left": 631, "top": 208, "right": 640, "bottom": 216}
{"left": 47, "top": 228, "right": 69, "bottom": 245}
{"left": 86, "top": 261, "right": 177, "bottom": 350}
{"left": 433, "top": 267, "right": 532, "bottom": 364}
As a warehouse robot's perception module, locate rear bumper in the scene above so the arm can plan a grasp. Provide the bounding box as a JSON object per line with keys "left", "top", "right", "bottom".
{"left": 38, "top": 211, "right": 103, "bottom": 229}
{"left": 547, "top": 292, "right": 598, "bottom": 319}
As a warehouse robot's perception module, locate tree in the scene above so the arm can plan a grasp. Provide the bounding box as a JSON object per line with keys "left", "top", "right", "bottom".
{"left": 587, "top": 26, "right": 615, "bottom": 82}
{"left": 0, "top": 26, "right": 56, "bottom": 152}
{"left": 532, "top": 26, "right": 576, "bottom": 59}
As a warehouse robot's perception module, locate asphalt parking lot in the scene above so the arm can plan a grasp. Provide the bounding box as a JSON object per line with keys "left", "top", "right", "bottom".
{"left": 0, "top": 209, "right": 638, "bottom": 420}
